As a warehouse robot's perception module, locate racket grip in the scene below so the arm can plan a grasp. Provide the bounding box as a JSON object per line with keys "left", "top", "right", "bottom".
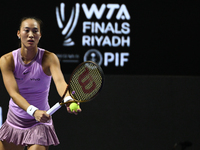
{"left": 46, "top": 102, "right": 61, "bottom": 115}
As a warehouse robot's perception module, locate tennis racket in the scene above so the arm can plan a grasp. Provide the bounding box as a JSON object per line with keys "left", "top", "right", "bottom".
{"left": 46, "top": 61, "right": 104, "bottom": 115}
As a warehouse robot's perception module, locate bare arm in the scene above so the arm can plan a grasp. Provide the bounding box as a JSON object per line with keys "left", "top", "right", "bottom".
{"left": 42, "top": 51, "right": 68, "bottom": 97}
{"left": 0, "top": 53, "right": 30, "bottom": 111}
{"left": 1, "top": 53, "right": 50, "bottom": 122}
{"left": 43, "top": 51, "right": 81, "bottom": 115}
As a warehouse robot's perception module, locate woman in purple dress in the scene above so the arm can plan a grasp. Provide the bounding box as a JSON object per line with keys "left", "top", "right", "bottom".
{"left": 0, "top": 17, "right": 81, "bottom": 150}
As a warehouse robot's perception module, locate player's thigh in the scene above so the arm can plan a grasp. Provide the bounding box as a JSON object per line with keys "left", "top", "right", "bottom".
{"left": 27, "top": 144, "right": 49, "bottom": 150}
{"left": 0, "top": 140, "right": 24, "bottom": 150}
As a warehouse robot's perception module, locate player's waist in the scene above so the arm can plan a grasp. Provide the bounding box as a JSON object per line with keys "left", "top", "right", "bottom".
{"left": 6, "top": 108, "right": 52, "bottom": 129}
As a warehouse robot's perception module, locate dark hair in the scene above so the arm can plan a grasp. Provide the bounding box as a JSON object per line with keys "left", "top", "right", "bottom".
{"left": 19, "top": 17, "right": 43, "bottom": 33}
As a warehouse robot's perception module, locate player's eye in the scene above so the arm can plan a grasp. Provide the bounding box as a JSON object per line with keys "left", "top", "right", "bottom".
{"left": 33, "top": 29, "right": 38, "bottom": 33}
{"left": 25, "top": 29, "right": 29, "bottom": 33}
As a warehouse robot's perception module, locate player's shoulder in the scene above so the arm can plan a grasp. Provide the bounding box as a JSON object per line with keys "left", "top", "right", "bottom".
{"left": 0, "top": 52, "right": 14, "bottom": 70}
{"left": 43, "top": 49, "right": 59, "bottom": 63}
{"left": 43, "top": 50, "right": 57, "bottom": 57}
{"left": 1, "top": 52, "right": 13, "bottom": 64}
{"left": 1, "top": 52, "right": 13, "bottom": 59}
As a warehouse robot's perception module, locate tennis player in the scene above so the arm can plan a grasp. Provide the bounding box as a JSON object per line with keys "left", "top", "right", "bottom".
{"left": 0, "top": 17, "right": 81, "bottom": 150}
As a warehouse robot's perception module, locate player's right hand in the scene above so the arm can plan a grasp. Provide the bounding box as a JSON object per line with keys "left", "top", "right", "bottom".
{"left": 33, "top": 110, "right": 50, "bottom": 123}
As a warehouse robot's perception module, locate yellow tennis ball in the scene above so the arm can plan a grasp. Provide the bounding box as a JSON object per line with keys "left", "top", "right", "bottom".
{"left": 69, "top": 102, "right": 80, "bottom": 112}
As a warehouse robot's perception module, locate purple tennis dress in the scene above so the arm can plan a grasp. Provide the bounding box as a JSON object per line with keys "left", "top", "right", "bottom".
{"left": 0, "top": 48, "right": 59, "bottom": 146}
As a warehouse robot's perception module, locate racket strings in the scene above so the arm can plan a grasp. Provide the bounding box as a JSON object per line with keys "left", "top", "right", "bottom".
{"left": 69, "top": 62, "right": 103, "bottom": 102}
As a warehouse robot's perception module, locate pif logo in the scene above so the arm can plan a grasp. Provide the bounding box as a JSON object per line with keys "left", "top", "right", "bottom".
{"left": 56, "top": 3, "right": 131, "bottom": 47}
{"left": 56, "top": 3, "right": 131, "bottom": 67}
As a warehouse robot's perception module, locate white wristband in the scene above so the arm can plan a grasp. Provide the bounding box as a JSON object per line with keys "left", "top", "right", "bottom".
{"left": 63, "top": 96, "right": 73, "bottom": 103}
{"left": 27, "top": 105, "right": 38, "bottom": 117}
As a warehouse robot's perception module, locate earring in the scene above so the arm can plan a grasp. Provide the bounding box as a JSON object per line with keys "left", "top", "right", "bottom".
{"left": 18, "top": 37, "right": 20, "bottom": 39}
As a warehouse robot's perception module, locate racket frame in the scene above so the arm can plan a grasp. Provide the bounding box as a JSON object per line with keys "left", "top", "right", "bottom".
{"left": 47, "top": 61, "right": 104, "bottom": 115}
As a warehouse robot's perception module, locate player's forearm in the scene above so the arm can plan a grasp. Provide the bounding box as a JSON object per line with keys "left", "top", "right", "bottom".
{"left": 10, "top": 92, "right": 30, "bottom": 111}
{"left": 56, "top": 82, "right": 68, "bottom": 97}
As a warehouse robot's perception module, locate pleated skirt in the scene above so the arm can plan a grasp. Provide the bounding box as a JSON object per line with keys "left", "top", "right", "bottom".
{"left": 0, "top": 108, "right": 60, "bottom": 146}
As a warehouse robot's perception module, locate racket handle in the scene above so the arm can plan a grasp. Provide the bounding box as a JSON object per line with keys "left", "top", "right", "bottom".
{"left": 46, "top": 102, "right": 61, "bottom": 115}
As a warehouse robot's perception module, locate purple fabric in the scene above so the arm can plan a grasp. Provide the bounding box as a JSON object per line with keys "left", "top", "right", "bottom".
{"left": 10, "top": 48, "right": 51, "bottom": 119}
{"left": 0, "top": 48, "right": 60, "bottom": 146}
{"left": 0, "top": 109, "right": 59, "bottom": 146}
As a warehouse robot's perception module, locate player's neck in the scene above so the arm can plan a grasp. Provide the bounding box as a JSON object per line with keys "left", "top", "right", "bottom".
{"left": 21, "top": 46, "right": 38, "bottom": 64}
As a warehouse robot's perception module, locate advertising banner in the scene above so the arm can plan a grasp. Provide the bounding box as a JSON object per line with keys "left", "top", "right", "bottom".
{"left": 0, "top": 1, "right": 198, "bottom": 75}
{"left": 52, "top": 2, "right": 132, "bottom": 74}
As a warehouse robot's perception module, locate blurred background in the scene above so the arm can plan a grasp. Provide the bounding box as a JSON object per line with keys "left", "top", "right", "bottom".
{"left": 0, "top": 0, "right": 199, "bottom": 149}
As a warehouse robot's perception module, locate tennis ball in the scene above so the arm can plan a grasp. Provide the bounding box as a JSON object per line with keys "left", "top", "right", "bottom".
{"left": 69, "top": 102, "right": 80, "bottom": 112}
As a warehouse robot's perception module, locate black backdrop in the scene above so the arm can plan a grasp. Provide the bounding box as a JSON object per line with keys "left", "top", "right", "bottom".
{"left": 0, "top": 0, "right": 199, "bottom": 75}
{"left": 1, "top": 74, "right": 200, "bottom": 149}
{"left": 0, "top": 0, "right": 200, "bottom": 150}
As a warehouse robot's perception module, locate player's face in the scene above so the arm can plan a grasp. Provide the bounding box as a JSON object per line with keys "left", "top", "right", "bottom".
{"left": 17, "top": 19, "right": 41, "bottom": 49}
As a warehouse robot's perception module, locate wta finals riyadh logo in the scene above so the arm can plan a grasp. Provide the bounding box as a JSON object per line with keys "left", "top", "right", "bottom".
{"left": 56, "top": 3, "right": 80, "bottom": 46}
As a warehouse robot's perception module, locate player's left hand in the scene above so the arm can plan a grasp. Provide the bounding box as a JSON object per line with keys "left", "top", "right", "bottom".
{"left": 65, "top": 103, "right": 82, "bottom": 115}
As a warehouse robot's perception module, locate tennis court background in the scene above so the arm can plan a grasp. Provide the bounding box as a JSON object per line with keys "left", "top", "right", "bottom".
{"left": 0, "top": 0, "right": 199, "bottom": 149}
